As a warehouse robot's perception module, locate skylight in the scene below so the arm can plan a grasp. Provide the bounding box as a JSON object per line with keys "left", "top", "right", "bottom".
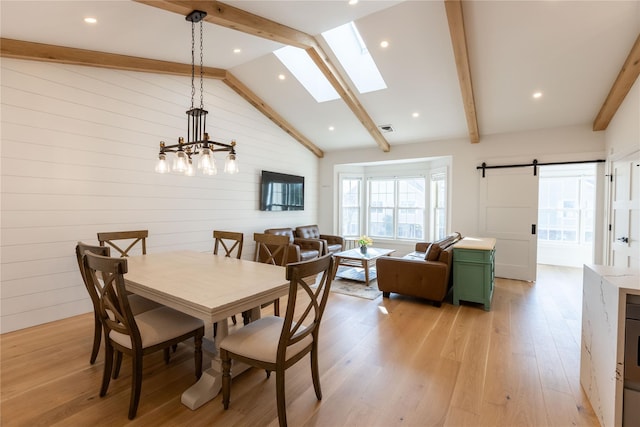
{"left": 274, "top": 46, "right": 340, "bottom": 103}
{"left": 322, "top": 21, "right": 387, "bottom": 94}
{"left": 273, "top": 21, "right": 386, "bottom": 104}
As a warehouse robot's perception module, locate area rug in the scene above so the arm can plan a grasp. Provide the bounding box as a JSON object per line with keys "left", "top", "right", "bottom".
{"left": 326, "top": 267, "right": 383, "bottom": 300}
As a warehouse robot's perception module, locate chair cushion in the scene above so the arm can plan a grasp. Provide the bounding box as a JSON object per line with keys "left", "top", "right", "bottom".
{"left": 300, "top": 249, "right": 320, "bottom": 261}
{"left": 220, "top": 316, "right": 312, "bottom": 364}
{"left": 110, "top": 306, "right": 204, "bottom": 349}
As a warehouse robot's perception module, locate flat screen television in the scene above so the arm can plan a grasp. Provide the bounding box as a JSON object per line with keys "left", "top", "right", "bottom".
{"left": 260, "top": 170, "right": 304, "bottom": 211}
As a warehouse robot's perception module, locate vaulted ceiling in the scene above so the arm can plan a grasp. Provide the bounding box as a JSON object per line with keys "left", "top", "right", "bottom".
{"left": 1, "top": 1, "right": 639, "bottom": 158}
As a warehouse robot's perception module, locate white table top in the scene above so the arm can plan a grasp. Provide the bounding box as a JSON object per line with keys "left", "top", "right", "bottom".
{"left": 453, "top": 237, "right": 496, "bottom": 250}
{"left": 124, "top": 251, "right": 288, "bottom": 323}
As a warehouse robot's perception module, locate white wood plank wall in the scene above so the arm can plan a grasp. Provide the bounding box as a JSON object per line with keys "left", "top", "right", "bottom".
{"left": 0, "top": 58, "right": 318, "bottom": 333}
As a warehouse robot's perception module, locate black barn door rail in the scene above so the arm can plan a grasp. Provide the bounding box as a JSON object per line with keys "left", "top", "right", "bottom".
{"left": 477, "top": 159, "right": 605, "bottom": 178}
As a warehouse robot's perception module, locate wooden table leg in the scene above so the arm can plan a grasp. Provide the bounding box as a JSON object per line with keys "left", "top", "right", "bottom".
{"left": 363, "top": 260, "right": 370, "bottom": 285}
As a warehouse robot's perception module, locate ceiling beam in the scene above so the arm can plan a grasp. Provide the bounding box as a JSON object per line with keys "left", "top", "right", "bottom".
{"left": 224, "top": 72, "right": 324, "bottom": 158}
{"left": 0, "top": 38, "right": 226, "bottom": 79}
{"left": 134, "top": 0, "right": 316, "bottom": 49}
{"left": 135, "top": 0, "right": 391, "bottom": 152}
{"left": 444, "top": 0, "right": 480, "bottom": 144}
{"left": 593, "top": 33, "right": 640, "bottom": 131}
{"left": 0, "top": 38, "right": 325, "bottom": 157}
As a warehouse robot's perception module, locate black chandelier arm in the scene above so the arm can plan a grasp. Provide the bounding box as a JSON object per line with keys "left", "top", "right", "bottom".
{"left": 159, "top": 140, "right": 235, "bottom": 155}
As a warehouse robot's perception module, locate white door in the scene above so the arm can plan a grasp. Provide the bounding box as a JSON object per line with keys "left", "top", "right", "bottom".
{"left": 610, "top": 152, "right": 640, "bottom": 268}
{"left": 479, "top": 167, "right": 538, "bottom": 281}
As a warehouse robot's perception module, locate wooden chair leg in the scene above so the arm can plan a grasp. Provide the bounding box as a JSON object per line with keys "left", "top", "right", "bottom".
{"left": 231, "top": 314, "right": 237, "bottom": 325}
{"left": 163, "top": 347, "right": 170, "bottom": 364}
{"left": 311, "top": 343, "right": 322, "bottom": 400}
{"left": 113, "top": 351, "right": 123, "bottom": 379}
{"left": 100, "top": 342, "right": 113, "bottom": 397}
{"left": 242, "top": 311, "right": 251, "bottom": 325}
{"left": 275, "top": 369, "right": 287, "bottom": 427}
{"left": 90, "top": 314, "right": 101, "bottom": 364}
{"left": 128, "top": 353, "right": 143, "bottom": 420}
{"left": 274, "top": 299, "right": 280, "bottom": 316}
{"left": 221, "top": 350, "right": 231, "bottom": 410}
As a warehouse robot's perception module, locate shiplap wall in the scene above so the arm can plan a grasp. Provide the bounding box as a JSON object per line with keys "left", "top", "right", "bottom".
{"left": 0, "top": 58, "right": 318, "bottom": 333}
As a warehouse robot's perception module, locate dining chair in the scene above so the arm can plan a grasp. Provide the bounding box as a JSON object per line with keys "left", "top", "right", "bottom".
{"left": 220, "top": 254, "right": 335, "bottom": 427}
{"left": 253, "top": 232, "right": 290, "bottom": 316}
{"left": 83, "top": 251, "right": 204, "bottom": 419}
{"left": 75, "top": 242, "right": 160, "bottom": 364}
{"left": 213, "top": 230, "right": 244, "bottom": 259}
{"left": 213, "top": 230, "right": 245, "bottom": 334}
{"left": 97, "top": 230, "right": 148, "bottom": 257}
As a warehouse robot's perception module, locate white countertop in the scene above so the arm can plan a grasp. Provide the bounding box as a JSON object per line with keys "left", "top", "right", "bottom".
{"left": 584, "top": 264, "right": 640, "bottom": 292}
{"left": 453, "top": 237, "right": 496, "bottom": 251}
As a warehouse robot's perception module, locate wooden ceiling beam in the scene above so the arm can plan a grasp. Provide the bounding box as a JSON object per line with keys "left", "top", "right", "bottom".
{"left": 593, "top": 33, "right": 640, "bottom": 131}
{"left": 135, "top": 0, "right": 391, "bottom": 152}
{"left": 445, "top": 0, "right": 480, "bottom": 144}
{"left": 306, "top": 46, "right": 390, "bottom": 152}
{"left": 134, "top": 0, "right": 316, "bottom": 49}
{"left": 0, "top": 38, "right": 226, "bottom": 79}
{"left": 224, "top": 72, "right": 324, "bottom": 158}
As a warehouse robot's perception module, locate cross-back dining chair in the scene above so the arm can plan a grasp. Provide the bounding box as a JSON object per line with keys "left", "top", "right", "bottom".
{"left": 97, "top": 230, "right": 148, "bottom": 257}
{"left": 213, "top": 230, "right": 245, "bottom": 334}
{"left": 253, "top": 232, "right": 290, "bottom": 316}
{"left": 75, "top": 242, "right": 160, "bottom": 364}
{"left": 82, "top": 251, "right": 204, "bottom": 420}
{"left": 220, "top": 254, "right": 335, "bottom": 427}
{"left": 213, "top": 230, "right": 244, "bottom": 259}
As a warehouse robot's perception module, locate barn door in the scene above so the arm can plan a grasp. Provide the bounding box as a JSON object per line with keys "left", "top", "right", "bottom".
{"left": 610, "top": 152, "right": 640, "bottom": 268}
{"left": 479, "top": 167, "right": 538, "bottom": 281}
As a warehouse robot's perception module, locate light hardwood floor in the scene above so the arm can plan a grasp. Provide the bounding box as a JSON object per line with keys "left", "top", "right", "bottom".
{"left": 1, "top": 265, "right": 599, "bottom": 426}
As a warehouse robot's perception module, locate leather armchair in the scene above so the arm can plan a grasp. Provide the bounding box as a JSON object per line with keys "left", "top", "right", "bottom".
{"left": 263, "top": 228, "right": 322, "bottom": 264}
{"left": 376, "top": 233, "right": 462, "bottom": 306}
{"left": 295, "top": 225, "right": 344, "bottom": 255}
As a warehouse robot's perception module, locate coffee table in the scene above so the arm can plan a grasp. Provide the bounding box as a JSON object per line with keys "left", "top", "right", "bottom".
{"left": 332, "top": 247, "right": 395, "bottom": 286}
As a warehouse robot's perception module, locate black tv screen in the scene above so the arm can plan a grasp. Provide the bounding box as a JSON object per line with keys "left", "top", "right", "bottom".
{"left": 260, "top": 170, "right": 304, "bottom": 211}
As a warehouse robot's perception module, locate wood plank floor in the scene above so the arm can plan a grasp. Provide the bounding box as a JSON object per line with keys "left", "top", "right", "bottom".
{"left": 0, "top": 265, "right": 599, "bottom": 426}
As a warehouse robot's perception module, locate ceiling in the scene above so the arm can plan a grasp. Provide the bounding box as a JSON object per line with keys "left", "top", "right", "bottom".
{"left": 1, "top": 1, "right": 639, "bottom": 156}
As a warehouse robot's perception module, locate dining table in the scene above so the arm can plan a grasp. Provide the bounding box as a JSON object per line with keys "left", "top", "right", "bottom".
{"left": 123, "top": 250, "right": 289, "bottom": 410}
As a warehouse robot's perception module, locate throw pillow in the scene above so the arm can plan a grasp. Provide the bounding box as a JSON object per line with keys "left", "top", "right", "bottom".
{"left": 426, "top": 244, "right": 441, "bottom": 261}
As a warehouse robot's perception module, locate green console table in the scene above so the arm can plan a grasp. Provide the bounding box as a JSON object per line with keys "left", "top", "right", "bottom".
{"left": 452, "top": 237, "right": 496, "bottom": 311}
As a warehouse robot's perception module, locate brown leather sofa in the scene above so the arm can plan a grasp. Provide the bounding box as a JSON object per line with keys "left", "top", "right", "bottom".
{"left": 295, "top": 225, "right": 345, "bottom": 255}
{"left": 376, "top": 232, "right": 462, "bottom": 306}
{"left": 263, "top": 228, "right": 323, "bottom": 264}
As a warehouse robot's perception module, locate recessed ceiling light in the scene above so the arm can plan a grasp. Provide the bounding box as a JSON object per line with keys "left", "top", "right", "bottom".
{"left": 533, "top": 91, "right": 543, "bottom": 99}
{"left": 233, "top": 48, "right": 241, "bottom": 54}
{"left": 84, "top": 17, "right": 97, "bottom": 24}
{"left": 278, "top": 74, "right": 286, "bottom": 81}
{"left": 348, "top": 0, "right": 359, "bottom": 5}
{"left": 380, "top": 40, "right": 389, "bottom": 48}
{"left": 329, "top": 126, "right": 335, "bottom": 131}
{"left": 412, "top": 112, "right": 420, "bottom": 118}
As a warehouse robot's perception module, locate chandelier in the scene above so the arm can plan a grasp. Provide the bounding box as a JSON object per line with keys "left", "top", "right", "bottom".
{"left": 155, "top": 10, "right": 238, "bottom": 176}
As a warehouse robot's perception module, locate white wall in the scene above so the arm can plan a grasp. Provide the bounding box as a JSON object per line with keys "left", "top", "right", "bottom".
{"left": 0, "top": 58, "right": 319, "bottom": 333}
{"left": 320, "top": 125, "right": 607, "bottom": 249}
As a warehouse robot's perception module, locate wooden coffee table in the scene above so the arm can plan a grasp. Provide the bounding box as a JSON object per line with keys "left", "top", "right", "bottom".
{"left": 332, "top": 247, "right": 395, "bottom": 286}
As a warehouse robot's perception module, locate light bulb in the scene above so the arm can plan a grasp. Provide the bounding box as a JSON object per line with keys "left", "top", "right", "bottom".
{"left": 185, "top": 158, "right": 195, "bottom": 176}
{"left": 155, "top": 153, "right": 169, "bottom": 173}
{"left": 224, "top": 153, "right": 239, "bottom": 174}
{"left": 198, "top": 147, "right": 212, "bottom": 170}
{"left": 173, "top": 151, "right": 188, "bottom": 173}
